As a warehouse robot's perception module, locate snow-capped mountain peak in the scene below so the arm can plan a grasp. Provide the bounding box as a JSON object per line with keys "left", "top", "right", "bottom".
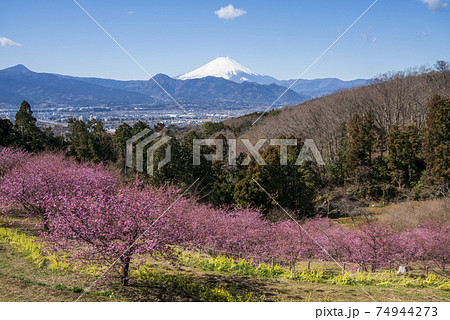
{"left": 177, "top": 57, "right": 260, "bottom": 81}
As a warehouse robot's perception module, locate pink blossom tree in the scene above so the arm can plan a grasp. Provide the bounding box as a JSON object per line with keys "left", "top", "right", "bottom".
{"left": 0, "top": 147, "right": 30, "bottom": 176}
{"left": 0, "top": 153, "right": 117, "bottom": 229}
{"left": 44, "top": 182, "right": 192, "bottom": 285}
{"left": 414, "top": 222, "right": 450, "bottom": 271}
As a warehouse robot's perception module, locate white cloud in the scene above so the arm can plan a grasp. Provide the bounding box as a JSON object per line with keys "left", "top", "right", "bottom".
{"left": 0, "top": 37, "right": 22, "bottom": 47}
{"left": 214, "top": 4, "right": 246, "bottom": 20}
{"left": 419, "top": 0, "right": 448, "bottom": 10}
{"left": 127, "top": 10, "right": 134, "bottom": 15}
{"left": 416, "top": 31, "right": 430, "bottom": 38}
{"left": 361, "top": 33, "right": 377, "bottom": 42}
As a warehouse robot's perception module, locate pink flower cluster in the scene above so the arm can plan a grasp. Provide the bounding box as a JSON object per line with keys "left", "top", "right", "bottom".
{"left": 190, "top": 213, "right": 449, "bottom": 271}
{"left": 0, "top": 151, "right": 116, "bottom": 226}
{"left": 0, "top": 148, "right": 448, "bottom": 284}
{"left": 0, "top": 147, "right": 30, "bottom": 176}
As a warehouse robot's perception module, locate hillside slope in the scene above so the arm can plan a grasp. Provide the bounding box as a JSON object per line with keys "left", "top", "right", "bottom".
{"left": 220, "top": 66, "right": 450, "bottom": 158}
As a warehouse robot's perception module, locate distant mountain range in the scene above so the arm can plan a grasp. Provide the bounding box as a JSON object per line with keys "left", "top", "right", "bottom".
{"left": 69, "top": 73, "right": 305, "bottom": 106}
{"left": 0, "top": 58, "right": 368, "bottom": 109}
{"left": 177, "top": 57, "right": 368, "bottom": 97}
{"left": 0, "top": 64, "right": 153, "bottom": 107}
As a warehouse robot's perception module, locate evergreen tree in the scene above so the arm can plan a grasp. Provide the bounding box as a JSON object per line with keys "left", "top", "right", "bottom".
{"left": 112, "top": 123, "right": 132, "bottom": 160}
{"left": 327, "top": 122, "right": 350, "bottom": 184}
{"left": 67, "top": 118, "right": 116, "bottom": 163}
{"left": 176, "top": 130, "right": 214, "bottom": 197}
{"left": 233, "top": 137, "right": 319, "bottom": 217}
{"left": 201, "top": 121, "right": 225, "bottom": 137}
{"left": 208, "top": 135, "right": 239, "bottom": 206}
{"left": 146, "top": 133, "right": 181, "bottom": 185}
{"left": 14, "top": 100, "right": 44, "bottom": 151}
{"left": 0, "top": 118, "right": 16, "bottom": 146}
{"left": 387, "top": 123, "right": 424, "bottom": 187}
{"left": 131, "top": 121, "right": 151, "bottom": 136}
{"left": 424, "top": 96, "right": 450, "bottom": 184}
{"left": 346, "top": 113, "right": 376, "bottom": 170}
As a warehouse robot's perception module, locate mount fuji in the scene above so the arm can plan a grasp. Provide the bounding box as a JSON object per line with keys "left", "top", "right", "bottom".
{"left": 177, "top": 57, "right": 278, "bottom": 84}
{"left": 178, "top": 57, "right": 368, "bottom": 98}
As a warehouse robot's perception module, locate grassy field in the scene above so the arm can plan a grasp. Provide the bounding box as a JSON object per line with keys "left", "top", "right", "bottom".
{"left": 1, "top": 211, "right": 449, "bottom": 302}
{"left": 2, "top": 240, "right": 450, "bottom": 302}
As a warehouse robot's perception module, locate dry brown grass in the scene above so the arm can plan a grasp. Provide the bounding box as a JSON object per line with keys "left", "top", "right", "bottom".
{"left": 375, "top": 198, "right": 450, "bottom": 231}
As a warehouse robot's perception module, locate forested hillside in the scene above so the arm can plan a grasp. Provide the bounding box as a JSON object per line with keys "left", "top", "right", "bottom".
{"left": 1, "top": 62, "right": 448, "bottom": 220}
{"left": 222, "top": 62, "right": 449, "bottom": 160}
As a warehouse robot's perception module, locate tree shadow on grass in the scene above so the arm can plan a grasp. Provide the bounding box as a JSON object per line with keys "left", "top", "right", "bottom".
{"left": 111, "top": 272, "right": 282, "bottom": 302}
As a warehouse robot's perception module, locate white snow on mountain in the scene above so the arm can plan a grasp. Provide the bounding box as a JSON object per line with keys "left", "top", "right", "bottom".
{"left": 176, "top": 57, "right": 368, "bottom": 96}
{"left": 177, "top": 57, "right": 260, "bottom": 81}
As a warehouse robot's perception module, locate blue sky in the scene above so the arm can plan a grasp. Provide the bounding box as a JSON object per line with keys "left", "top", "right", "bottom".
{"left": 1, "top": 0, "right": 449, "bottom": 80}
